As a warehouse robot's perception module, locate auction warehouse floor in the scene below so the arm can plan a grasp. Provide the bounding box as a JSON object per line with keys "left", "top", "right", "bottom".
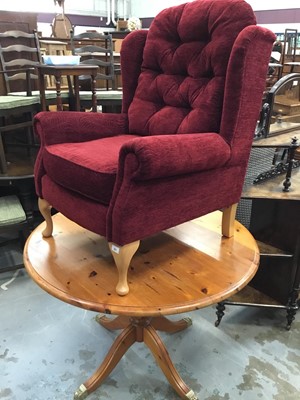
{"left": 1, "top": 267, "right": 299, "bottom": 400}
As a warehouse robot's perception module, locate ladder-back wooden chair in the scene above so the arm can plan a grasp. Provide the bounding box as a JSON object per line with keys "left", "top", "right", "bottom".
{"left": 70, "top": 30, "right": 122, "bottom": 112}
{"left": 0, "top": 30, "right": 42, "bottom": 175}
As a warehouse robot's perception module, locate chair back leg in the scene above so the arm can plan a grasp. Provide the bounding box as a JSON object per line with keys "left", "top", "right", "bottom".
{"left": 222, "top": 203, "right": 238, "bottom": 237}
{"left": 0, "top": 133, "right": 7, "bottom": 174}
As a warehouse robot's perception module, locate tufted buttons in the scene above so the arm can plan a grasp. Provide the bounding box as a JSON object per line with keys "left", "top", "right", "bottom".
{"left": 129, "top": 0, "right": 256, "bottom": 137}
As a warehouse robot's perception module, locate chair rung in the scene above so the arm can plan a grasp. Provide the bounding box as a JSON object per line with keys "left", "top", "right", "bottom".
{"left": 0, "top": 121, "right": 32, "bottom": 133}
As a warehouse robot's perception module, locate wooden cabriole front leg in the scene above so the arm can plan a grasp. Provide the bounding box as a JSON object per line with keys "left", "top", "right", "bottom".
{"left": 221, "top": 203, "right": 238, "bottom": 237}
{"left": 109, "top": 240, "right": 140, "bottom": 296}
{"left": 38, "top": 197, "right": 53, "bottom": 237}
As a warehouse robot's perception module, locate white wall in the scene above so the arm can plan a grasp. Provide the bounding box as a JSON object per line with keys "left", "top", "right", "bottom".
{"left": 131, "top": 1, "right": 190, "bottom": 18}
{"left": 0, "top": 0, "right": 127, "bottom": 17}
{"left": 131, "top": 0, "right": 300, "bottom": 18}
{"left": 2, "top": 0, "right": 299, "bottom": 19}
{"left": 246, "top": 1, "right": 300, "bottom": 11}
{"left": 248, "top": 0, "right": 300, "bottom": 34}
{"left": 0, "top": 0, "right": 131, "bottom": 37}
{"left": 2, "top": 1, "right": 300, "bottom": 34}
{"left": 1, "top": 0, "right": 97, "bottom": 15}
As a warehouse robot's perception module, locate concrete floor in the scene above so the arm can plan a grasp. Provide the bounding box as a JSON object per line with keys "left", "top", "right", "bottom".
{"left": 1, "top": 268, "right": 299, "bottom": 400}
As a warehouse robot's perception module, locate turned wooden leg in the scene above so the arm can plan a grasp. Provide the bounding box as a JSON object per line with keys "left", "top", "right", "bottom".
{"left": 221, "top": 203, "right": 237, "bottom": 238}
{"left": 74, "top": 325, "right": 136, "bottom": 399}
{"left": 38, "top": 197, "right": 53, "bottom": 238}
{"left": 108, "top": 240, "right": 140, "bottom": 296}
{"left": 144, "top": 325, "right": 198, "bottom": 400}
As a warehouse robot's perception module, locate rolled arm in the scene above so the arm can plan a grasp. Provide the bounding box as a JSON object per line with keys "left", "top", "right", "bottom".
{"left": 34, "top": 111, "right": 129, "bottom": 146}
{"left": 119, "top": 133, "right": 231, "bottom": 180}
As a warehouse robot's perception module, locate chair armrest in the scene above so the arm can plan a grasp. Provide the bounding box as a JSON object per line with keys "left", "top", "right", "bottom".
{"left": 120, "top": 133, "right": 231, "bottom": 180}
{"left": 34, "top": 111, "right": 129, "bottom": 146}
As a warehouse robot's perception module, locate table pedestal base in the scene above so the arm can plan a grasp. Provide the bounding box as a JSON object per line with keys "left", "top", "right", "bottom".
{"left": 74, "top": 315, "right": 197, "bottom": 400}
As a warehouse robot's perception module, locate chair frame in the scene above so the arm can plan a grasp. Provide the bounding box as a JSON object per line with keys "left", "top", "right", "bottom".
{"left": 0, "top": 74, "right": 40, "bottom": 174}
{"left": 0, "top": 30, "right": 42, "bottom": 95}
{"left": 0, "top": 30, "right": 42, "bottom": 175}
{"left": 70, "top": 31, "right": 117, "bottom": 91}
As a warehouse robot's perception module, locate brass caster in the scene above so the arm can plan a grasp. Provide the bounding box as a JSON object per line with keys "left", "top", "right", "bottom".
{"left": 95, "top": 314, "right": 103, "bottom": 324}
{"left": 183, "top": 317, "right": 193, "bottom": 327}
{"left": 186, "top": 389, "right": 198, "bottom": 399}
{"left": 74, "top": 384, "right": 88, "bottom": 399}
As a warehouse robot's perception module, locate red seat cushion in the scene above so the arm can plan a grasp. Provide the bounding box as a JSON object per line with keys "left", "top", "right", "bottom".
{"left": 42, "top": 135, "right": 139, "bottom": 205}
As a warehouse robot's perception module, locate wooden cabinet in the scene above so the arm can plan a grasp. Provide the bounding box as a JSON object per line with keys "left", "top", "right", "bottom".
{"left": 216, "top": 132, "right": 300, "bottom": 329}
{"left": 242, "top": 149, "right": 300, "bottom": 308}
{"left": 248, "top": 197, "right": 299, "bottom": 306}
{"left": 0, "top": 11, "right": 37, "bottom": 33}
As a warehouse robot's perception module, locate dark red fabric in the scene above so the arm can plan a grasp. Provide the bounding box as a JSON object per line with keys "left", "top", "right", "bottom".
{"left": 219, "top": 25, "right": 277, "bottom": 165}
{"left": 128, "top": 0, "right": 256, "bottom": 136}
{"left": 41, "top": 176, "right": 108, "bottom": 236}
{"left": 34, "top": 111, "right": 129, "bottom": 197}
{"left": 107, "top": 164, "right": 245, "bottom": 244}
{"left": 118, "top": 133, "right": 231, "bottom": 180}
{"left": 34, "top": 0, "right": 276, "bottom": 247}
{"left": 34, "top": 111, "right": 129, "bottom": 146}
{"left": 42, "top": 135, "right": 138, "bottom": 205}
{"left": 120, "top": 30, "right": 148, "bottom": 114}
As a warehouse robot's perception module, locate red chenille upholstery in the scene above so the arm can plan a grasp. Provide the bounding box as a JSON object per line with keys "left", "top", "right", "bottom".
{"left": 34, "top": 0, "right": 275, "bottom": 295}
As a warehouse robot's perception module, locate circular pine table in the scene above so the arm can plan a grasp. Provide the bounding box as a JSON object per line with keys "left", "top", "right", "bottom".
{"left": 24, "top": 211, "right": 259, "bottom": 400}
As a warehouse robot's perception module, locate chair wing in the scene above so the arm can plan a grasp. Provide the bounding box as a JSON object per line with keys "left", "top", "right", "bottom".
{"left": 34, "top": 0, "right": 275, "bottom": 295}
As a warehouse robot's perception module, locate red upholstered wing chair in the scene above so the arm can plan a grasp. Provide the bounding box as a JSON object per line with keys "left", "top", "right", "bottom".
{"left": 34, "top": 0, "right": 275, "bottom": 295}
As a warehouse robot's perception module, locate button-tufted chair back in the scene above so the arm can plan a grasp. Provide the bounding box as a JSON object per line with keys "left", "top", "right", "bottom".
{"left": 126, "top": 0, "right": 255, "bottom": 136}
